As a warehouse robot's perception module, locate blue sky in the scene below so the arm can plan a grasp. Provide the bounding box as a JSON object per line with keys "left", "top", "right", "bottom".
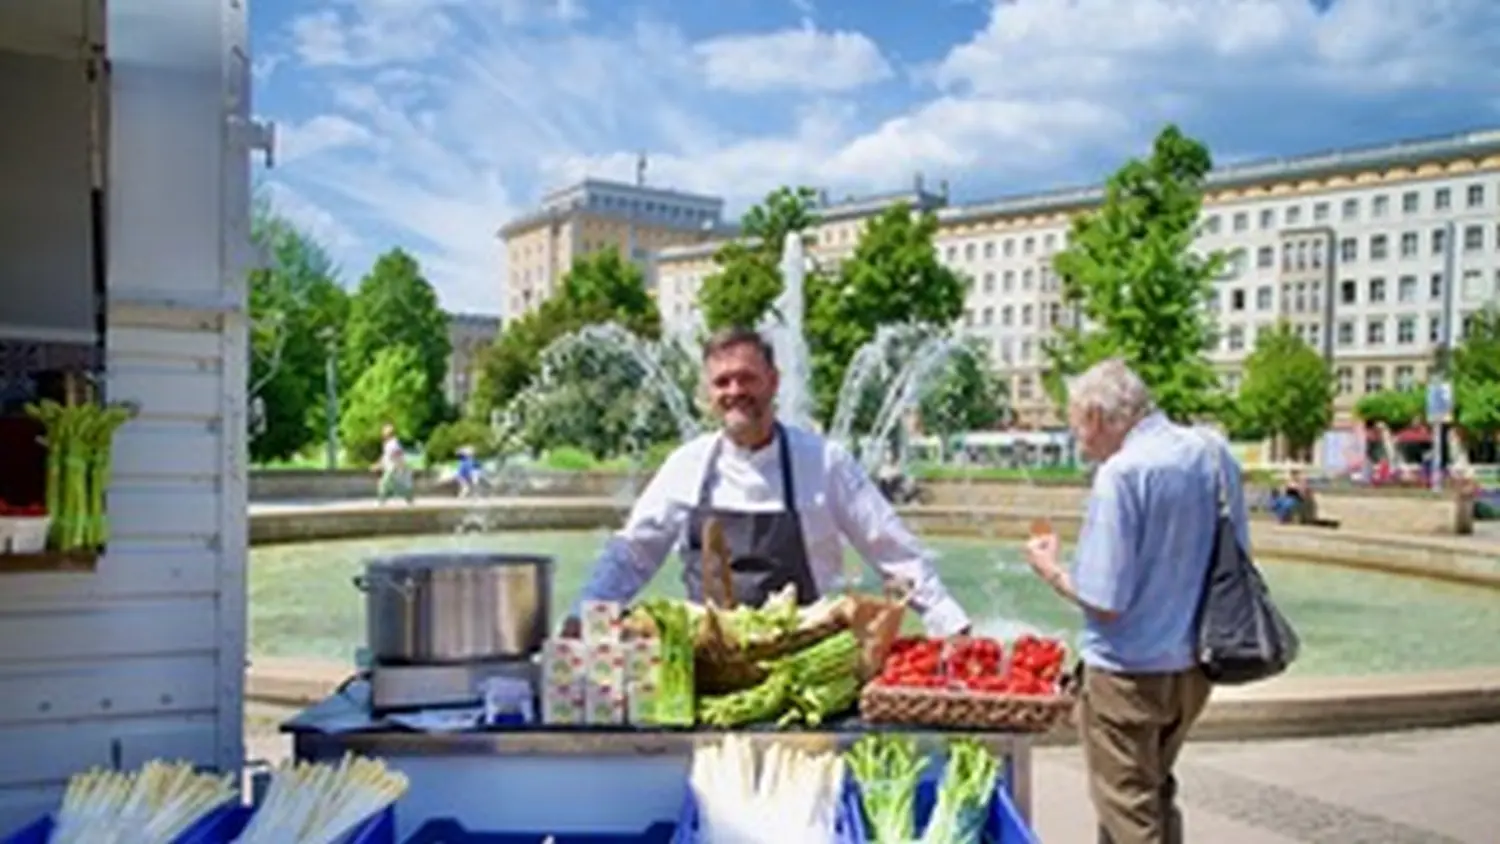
{"left": 251, "top": 0, "right": 1500, "bottom": 316}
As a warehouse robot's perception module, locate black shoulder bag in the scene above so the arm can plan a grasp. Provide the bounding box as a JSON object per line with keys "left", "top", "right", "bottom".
{"left": 1195, "top": 441, "right": 1301, "bottom": 685}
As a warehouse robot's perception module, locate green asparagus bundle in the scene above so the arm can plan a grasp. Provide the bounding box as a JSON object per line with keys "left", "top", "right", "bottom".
{"left": 25, "top": 399, "right": 135, "bottom": 552}
{"left": 767, "top": 630, "right": 859, "bottom": 686}
{"left": 698, "top": 671, "right": 791, "bottom": 728}
{"left": 845, "top": 734, "right": 928, "bottom": 844}
{"left": 778, "top": 674, "right": 861, "bottom": 727}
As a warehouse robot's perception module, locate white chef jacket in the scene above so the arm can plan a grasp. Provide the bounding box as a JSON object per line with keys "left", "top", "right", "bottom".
{"left": 573, "top": 424, "right": 972, "bottom": 635}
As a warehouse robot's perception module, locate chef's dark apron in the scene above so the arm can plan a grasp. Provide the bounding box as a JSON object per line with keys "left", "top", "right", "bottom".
{"left": 684, "top": 424, "right": 819, "bottom": 607}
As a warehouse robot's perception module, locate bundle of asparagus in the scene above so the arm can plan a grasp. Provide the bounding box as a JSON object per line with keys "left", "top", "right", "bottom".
{"left": 51, "top": 760, "right": 237, "bottom": 844}
{"left": 689, "top": 735, "right": 845, "bottom": 844}
{"left": 234, "top": 753, "right": 407, "bottom": 844}
{"left": 25, "top": 397, "right": 136, "bottom": 552}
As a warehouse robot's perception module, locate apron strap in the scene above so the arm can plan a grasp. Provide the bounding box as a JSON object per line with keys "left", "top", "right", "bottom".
{"left": 695, "top": 425, "right": 799, "bottom": 512}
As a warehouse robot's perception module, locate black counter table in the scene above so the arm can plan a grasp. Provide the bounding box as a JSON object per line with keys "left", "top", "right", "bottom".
{"left": 284, "top": 680, "right": 1036, "bottom": 840}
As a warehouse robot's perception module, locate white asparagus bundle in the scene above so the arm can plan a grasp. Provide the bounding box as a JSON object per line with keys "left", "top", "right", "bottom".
{"left": 52, "top": 760, "right": 237, "bottom": 844}
{"left": 688, "top": 736, "right": 844, "bottom": 844}
{"left": 234, "top": 752, "right": 407, "bottom": 844}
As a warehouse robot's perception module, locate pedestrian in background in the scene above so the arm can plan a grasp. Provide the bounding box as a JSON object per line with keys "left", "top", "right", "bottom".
{"left": 373, "top": 422, "right": 415, "bottom": 505}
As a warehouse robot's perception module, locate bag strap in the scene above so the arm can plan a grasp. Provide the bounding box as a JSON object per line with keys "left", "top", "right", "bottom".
{"left": 1208, "top": 433, "right": 1230, "bottom": 518}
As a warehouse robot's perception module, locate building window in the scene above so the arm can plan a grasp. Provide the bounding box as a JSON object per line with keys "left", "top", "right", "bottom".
{"left": 983, "top": 272, "right": 995, "bottom": 293}
{"left": 1203, "top": 215, "right": 1221, "bottom": 234}
{"left": 1432, "top": 227, "right": 1447, "bottom": 255}
{"left": 1395, "top": 365, "right": 1416, "bottom": 390}
{"left": 1369, "top": 277, "right": 1386, "bottom": 303}
{"left": 1227, "top": 326, "right": 1245, "bottom": 351}
{"left": 1364, "top": 366, "right": 1385, "bottom": 393}
{"left": 964, "top": 243, "right": 976, "bottom": 261}
{"left": 1233, "top": 212, "right": 1249, "bottom": 232}
{"left": 983, "top": 241, "right": 995, "bottom": 259}
{"left": 1400, "top": 232, "right": 1418, "bottom": 258}
{"left": 1206, "top": 288, "right": 1220, "bottom": 312}
{"left": 1294, "top": 242, "right": 1308, "bottom": 271}
{"left": 1370, "top": 234, "right": 1388, "bottom": 261}
{"left": 1398, "top": 275, "right": 1417, "bottom": 302}
{"left": 1336, "top": 366, "right": 1353, "bottom": 395}
{"left": 1337, "top": 320, "right": 1354, "bottom": 346}
{"left": 1043, "top": 233, "right": 1056, "bottom": 252}
{"left": 1231, "top": 289, "right": 1246, "bottom": 311}
{"left": 1366, "top": 319, "right": 1386, "bottom": 345}
{"left": 1464, "top": 224, "right": 1484, "bottom": 252}
{"left": 1340, "top": 279, "right": 1357, "bottom": 305}
{"left": 1341, "top": 198, "right": 1359, "bottom": 220}
{"left": 1372, "top": 195, "right": 1390, "bottom": 217}
{"left": 1256, "top": 286, "right": 1273, "bottom": 311}
{"left": 1021, "top": 304, "right": 1033, "bottom": 325}
{"left": 1397, "top": 316, "right": 1416, "bottom": 344}
{"left": 1023, "top": 237, "right": 1035, "bottom": 255}
{"left": 1001, "top": 305, "right": 1013, "bottom": 326}
{"left": 1285, "top": 206, "right": 1302, "bottom": 226}
{"left": 1259, "top": 208, "right": 1275, "bottom": 230}
{"left": 1401, "top": 191, "right": 1419, "bottom": 214}
{"left": 945, "top": 246, "right": 957, "bottom": 262}
{"left": 1022, "top": 269, "right": 1034, "bottom": 289}
{"left": 1468, "top": 183, "right": 1486, "bottom": 208}
{"left": 1463, "top": 269, "right": 1486, "bottom": 301}
{"left": 1003, "top": 239, "right": 1015, "bottom": 257}
{"left": 1308, "top": 323, "right": 1322, "bottom": 349}
{"left": 981, "top": 306, "right": 993, "bottom": 325}
{"left": 1339, "top": 237, "right": 1357, "bottom": 262}
{"left": 1257, "top": 245, "right": 1274, "bottom": 268}
{"left": 1430, "top": 316, "right": 1442, "bottom": 343}
{"left": 1003, "top": 270, "right": 1015, "bottom": 292}
{"left": 1430, "top": 273, "right": 1443, "bottom": 301}
{"left": 1313, "top": 202, "right": 1330, "bottom": 222}
{"left": 1434, "top": 187, "right": 1451, "bottom": 210}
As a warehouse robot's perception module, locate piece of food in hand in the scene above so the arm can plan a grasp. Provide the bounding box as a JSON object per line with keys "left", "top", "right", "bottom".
{"left": 1029, "top": 517, "right": 1054, "bottom": 537}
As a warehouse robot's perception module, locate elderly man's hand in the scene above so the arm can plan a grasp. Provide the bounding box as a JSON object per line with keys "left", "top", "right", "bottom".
{"left": 1024, "top": 532, "right": 1062, "bottom": 584}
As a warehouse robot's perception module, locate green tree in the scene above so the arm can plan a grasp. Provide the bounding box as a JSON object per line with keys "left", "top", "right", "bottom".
{"left": 247, "top": 193, "right": 349, "bottom": 462}
{"left": 917, "top": 340, "right": 1009, "bottom": 442}
{"left": 1044, "top": 124, "right": 1225, "bottom": 421}
{"left": 343, "top": 249, "right": 451, "bottom": 436}
{"left": 698, "top": 186, "right": 820, "bottom": 330}
{"left": 805, "top": 202, "right": 969, "bottom": 422}
{"left": 339, "top": 345, "right": 433, "bottom": 463}
{"left": 472, "top": 249, "right": 662, "bottom": 417}
{"left": 1355, "top": 387, "right": 1425, "bottom": 429}
{"left": 1235, "top": 322, "right": 1335, "bottom": 459}
{"left": 1452, "top": 306, "right": 1500, "bottom": 442}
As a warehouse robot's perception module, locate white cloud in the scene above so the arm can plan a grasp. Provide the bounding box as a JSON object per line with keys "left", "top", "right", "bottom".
{"left": 262, "top": 181, "right": 362, "bottom": 256}
{"left": 694, "top": 21, "right": 893, "bottom": 94}
{"left": 264, "top": 0, "right": 1500, "bottom": 316}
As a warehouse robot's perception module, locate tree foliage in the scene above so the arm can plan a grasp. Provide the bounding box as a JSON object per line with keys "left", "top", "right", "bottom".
{"left": 473, "top": 249, "right": 662, "bottom": 418}
{"left": 917, "top": 340, "right": 1009, "bottom": 439}
{"left": 1235, "top": 322, "right": 1335, "bottom": 458}
{"left": 1452, "top": 306, "right": 1500, "bottom": 439}
{"left": 805, "top": 202, "right": 969, "bottom": 423}
{"left": 698, "top": 186, "right": 820, "bottom": 331}
{"left": 247, "top": 193, "right": 349, "bottom": 462}
{"left": 1044, "top": 124, "right": 1225, "bottom": 421}
{"left": 1355, "top": 387, "right": 1425, "bottom": 430}
{"left": 339, "top": 345, "right": 432, "bottom": 463}
{"left": 343, "top": 248, "right": 451, "bottom": 437}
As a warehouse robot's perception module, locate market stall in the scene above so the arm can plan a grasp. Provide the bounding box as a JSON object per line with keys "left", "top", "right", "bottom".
{"left": 280, "top": 551, "right": 1069, "bottom": 841}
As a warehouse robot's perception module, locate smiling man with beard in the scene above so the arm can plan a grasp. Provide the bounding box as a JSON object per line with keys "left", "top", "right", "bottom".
{"left": 561, "top": 326, "right": 972, "bottom": 636}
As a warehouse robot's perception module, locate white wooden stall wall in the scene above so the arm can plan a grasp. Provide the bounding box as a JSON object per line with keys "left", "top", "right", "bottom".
{"left": 0, "top": 0, "right": 253, "bottom": 834}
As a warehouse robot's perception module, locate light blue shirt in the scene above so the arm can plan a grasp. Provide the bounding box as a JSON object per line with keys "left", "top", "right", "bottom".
{"left": 1072, "top": 413, "right": 1250, "bottom": 673}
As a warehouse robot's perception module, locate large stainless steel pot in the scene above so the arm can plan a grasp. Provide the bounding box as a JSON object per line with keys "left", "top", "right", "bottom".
{"left": 353, "top": 552, "right": 553, "bottom": 664}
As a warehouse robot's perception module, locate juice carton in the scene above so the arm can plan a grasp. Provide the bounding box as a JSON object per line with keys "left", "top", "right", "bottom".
{"left": 542, "top": 638, "right": 588, "bottom": 686}
{"left": 626, "top": 679, "right": 658, "bottom": 726}
{"left": 581, "top": 600, "right": 622, "bottom": 643}
{"left": 585, "top": 680, "right": 627, "bottom": 725}
{"left": 542, "top": 677, "right": 585, "bottom": 725}
{"left": 587, "top": 639, "right": 626, "bottom": 688}
{"left": 624, "top": 636, "right": 662, "bottom": 688}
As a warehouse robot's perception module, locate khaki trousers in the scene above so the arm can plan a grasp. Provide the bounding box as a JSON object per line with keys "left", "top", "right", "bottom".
{"left": 1077, "top": 665, "right": 1212, "bottom": 844}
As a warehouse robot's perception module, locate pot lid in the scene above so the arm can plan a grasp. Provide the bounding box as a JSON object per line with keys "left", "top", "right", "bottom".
{"left": 364, "top": 551, "right": 554, "bottom": 573}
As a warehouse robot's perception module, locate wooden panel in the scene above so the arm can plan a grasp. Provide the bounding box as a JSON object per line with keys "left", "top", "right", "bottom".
{"left": 0, "top": 715, "right": 218, "bottom": 786}
{"left": 0, "top": 597, "right": 217, "bottom": 663}
{"left": 0, "top": 654, "right": 219, "bottom": 725}
{"left": 0, "top": 546, "right": 219, "bottom": 608}
{"left": 106, "top": 325, "right": 223, "bottom": 361}
{"left": 110, "top": 422, "right": 220, "bottom": 480}
{"left": 108, "top": 484, "right": 222, "bottom": 537}
{"left": 106, "top": 365, "right": 222, "bottom": 419}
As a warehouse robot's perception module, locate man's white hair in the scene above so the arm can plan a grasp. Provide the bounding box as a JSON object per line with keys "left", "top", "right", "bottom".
{"left": 1065, "top": 358, "right": 1155, "bottom": 424}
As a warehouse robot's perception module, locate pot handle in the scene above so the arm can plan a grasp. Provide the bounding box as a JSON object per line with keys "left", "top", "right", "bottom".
{"left": 352, "top": 572, "right": 415, "bottom": 595}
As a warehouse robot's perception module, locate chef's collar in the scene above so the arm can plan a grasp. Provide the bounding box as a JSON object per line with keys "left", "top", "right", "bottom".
{"left": 721, "top": 427, "right": 779, "bottom": 460}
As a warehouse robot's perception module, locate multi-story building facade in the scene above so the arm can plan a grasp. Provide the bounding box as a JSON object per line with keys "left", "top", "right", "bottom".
{"left": 653, "top": 178, "right": 949, "bottom": 332}
{"left": 655, "top": 127, "right": 1500, "bottom": 430}
{"left": 444, "top": 312, "right": 500, "bottom": 412}
{"left": 498, "top": 175, "right": 726, "bottom": 319}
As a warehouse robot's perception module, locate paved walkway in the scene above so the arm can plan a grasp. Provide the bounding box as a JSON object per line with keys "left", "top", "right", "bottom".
{"left": 245, "top": 711, "right": 1500, "bottom": 843}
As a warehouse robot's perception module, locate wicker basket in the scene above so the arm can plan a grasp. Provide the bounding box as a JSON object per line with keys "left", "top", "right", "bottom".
{"left": 859, "top": 683, "right": 1075, "bottom": 733}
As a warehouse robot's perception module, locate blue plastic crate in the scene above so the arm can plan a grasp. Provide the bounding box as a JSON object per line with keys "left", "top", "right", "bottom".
{"left": 671, "top": 778, "right": 863, "bottom": 844}
{"left": 847, "top": 775, "right": 1038, "bottom": 844}
{"left": 5, "top": 803, "right": 396, "bottom": 844}
{"left": 401, "top": 818, "right": 677, "bottom": 843}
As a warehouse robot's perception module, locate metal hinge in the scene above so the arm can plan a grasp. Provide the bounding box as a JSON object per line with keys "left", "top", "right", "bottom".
{"left": 230, "top": 116, "right": 276, "bottom": 168}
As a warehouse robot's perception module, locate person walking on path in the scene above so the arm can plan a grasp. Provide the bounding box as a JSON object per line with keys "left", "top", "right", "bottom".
{"left": 373, "top": 423, "right": 415, "bottom": 505}
{"left": 1024, "top": 359, "right": 1241, "bottom": 844}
